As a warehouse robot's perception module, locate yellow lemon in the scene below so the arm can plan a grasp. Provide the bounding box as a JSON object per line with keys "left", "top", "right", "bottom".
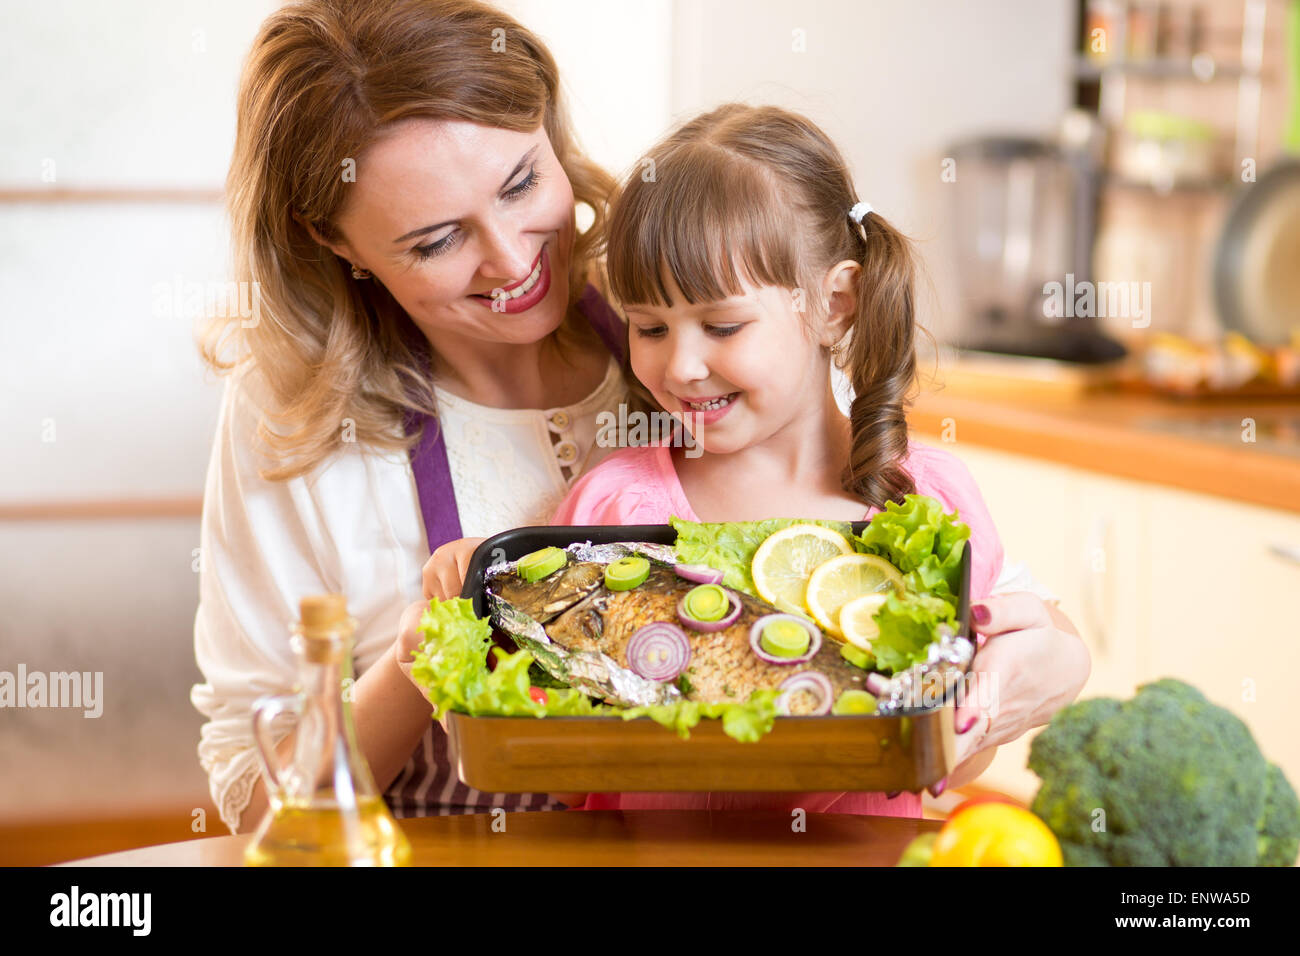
{"left": 805, "top": 554, "right": 904, "bottom": 639}
{"left": 837, "top": 592, "right": 891, "bottom": 650}
{"left": 929, "top": 803, "right": 1063, "bottom": 867}
{"left": 750, "top": 525, "right": 854, "bottom": 613}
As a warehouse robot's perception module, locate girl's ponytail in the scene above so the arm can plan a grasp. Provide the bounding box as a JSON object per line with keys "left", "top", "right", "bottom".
{"left": 839, "top": 213, "right": 919, "bottom": 510}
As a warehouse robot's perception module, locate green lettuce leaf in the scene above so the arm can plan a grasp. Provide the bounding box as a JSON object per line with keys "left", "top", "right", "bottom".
{"left": 670, "top": 516, "right": 854, "bottom": 595}
{"left": 410, "top": 597, "right": 780, "bottom": 740}
{"left": 720, "top": 691, "right": 780, "bottom": 741}
{"left": 856, "top": 495, "right": 970, "bottom": 609}
{"left": 870, "top": 591, "right": 957, "bottom": 674}
{"left": 618, "top": 690, "right": 779, "bottom": 742}
{"left": 410, "top": 597, "right": 607, "bottom": 719}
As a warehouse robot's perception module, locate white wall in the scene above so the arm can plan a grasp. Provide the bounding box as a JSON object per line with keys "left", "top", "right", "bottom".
{"left": 1, "top": 0, "right": 274, "bottom": 187}
{"left": 667, "top": 0, "right": 1076, "bottom": 344}
{"left": 499, "top": 0, "right": 676, "bottom": 180}
{"left": 0, "top": 0, "right": 277, "bottom": 501}
{"left": 0, "top": 0, "right": 276, "bottom": 820}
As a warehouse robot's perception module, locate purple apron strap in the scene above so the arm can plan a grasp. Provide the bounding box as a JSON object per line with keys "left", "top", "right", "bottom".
{"left": 405, "top": 407, "right": 463, "bottom": 551}
{"left": 407, "top": 284, "right": 624, "bottom": 551}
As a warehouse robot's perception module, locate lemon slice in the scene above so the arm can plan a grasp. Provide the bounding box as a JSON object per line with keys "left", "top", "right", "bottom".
{"left": 750, "top": 525, "right": 854, "bottom": 612}
{"left": 837, "top": 592, "right": 890, "bottom": 650}
{"left": 805, "top": 554, "right": 904, "bottom": 639}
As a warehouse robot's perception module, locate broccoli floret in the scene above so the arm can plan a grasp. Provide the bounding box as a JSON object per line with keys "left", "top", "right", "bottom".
{"left": 1258, "top": 762, "right": 1300, "bottom": 866}
{"left": 1027, "top": 678, "right": 1300, "bottom": 867}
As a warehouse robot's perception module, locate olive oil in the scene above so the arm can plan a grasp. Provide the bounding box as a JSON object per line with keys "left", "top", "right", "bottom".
{"left": 244, "top": 594, "right": 412, "bottom": 867}
{"left": 243, "top": 796, "right": 412, "bottom": 867}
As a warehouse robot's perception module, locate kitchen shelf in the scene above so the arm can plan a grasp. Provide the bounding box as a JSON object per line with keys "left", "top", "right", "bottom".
{"left": 1101, "top": 172, "right": 1236, "bottom": 193}
{"left": 1075, "top": 54, "right": 1259, "bottom": 81}
{"left": 1074, "top": 0, "right": 1272, "bottom": 164}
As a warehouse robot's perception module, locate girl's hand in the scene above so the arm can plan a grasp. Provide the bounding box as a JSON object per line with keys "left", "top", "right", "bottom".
{"left": 422, "top": 536, "right": 488, "bottom": 601}
{"left": 928, "top": 593, "right": 1091, "bottom": 797}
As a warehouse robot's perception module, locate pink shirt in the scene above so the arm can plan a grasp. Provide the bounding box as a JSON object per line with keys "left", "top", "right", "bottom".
{"left": 549, "top": 439, "right": 1005, "bottom": 818}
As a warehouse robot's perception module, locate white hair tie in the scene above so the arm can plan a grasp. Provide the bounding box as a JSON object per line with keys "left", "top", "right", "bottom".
{"left": 849, "top": 201, "right": 873, "bottom": 224}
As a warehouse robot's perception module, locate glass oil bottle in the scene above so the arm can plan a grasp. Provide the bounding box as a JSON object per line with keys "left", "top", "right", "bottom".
{"left": 244, "top": 594, "right": 412, "bottom": 866}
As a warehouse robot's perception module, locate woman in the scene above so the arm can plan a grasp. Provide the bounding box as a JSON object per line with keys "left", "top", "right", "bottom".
{"left": 193, "top": 0, "right": 1088, "bottom": 834}
{"left": 192, "top": 0, "right": 627, "bottom": 832}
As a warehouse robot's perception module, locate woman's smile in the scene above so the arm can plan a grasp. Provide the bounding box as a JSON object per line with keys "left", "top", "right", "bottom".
{"left": 469, "top": 243, "right": 553, "bottom": 314}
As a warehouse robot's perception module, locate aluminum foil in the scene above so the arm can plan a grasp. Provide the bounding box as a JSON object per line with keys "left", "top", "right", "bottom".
{"left": 484, "top": 540, "right": 682, "bottom": 707}
{"left": 866, "top": 625, "right": 976, "bottom": 715}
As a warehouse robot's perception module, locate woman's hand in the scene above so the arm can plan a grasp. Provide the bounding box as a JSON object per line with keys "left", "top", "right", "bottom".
{"left": 394, "top": 537, "right": 486, "bottom": 730}
{"left": 394, "top": 597, "right": 454, "bottom": 734}
{"left": 931, "top": 593, "right": 1091, "bottom": 796}
{"left": 422, "top": 536, "right": 488, "bottom": 601}
{"left": 390, "top": 537, "right": 487, "bottom": 735}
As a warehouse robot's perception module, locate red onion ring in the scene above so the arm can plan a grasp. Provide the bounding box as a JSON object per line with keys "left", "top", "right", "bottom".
{"left": 864, "top": 673, "right": 891, "bottom": 697}
{"left": 626, "top": 623, "right": 692, "bottom": 682}
{"left": 677, "top": 589, "right": 742, "bottom": 632}
{"left": 673, "top": 563, "right": 725, "bottom": 585}
{"left": 748, "top": 613, "right": 821, "bottom": 665}
{"left": 776, "top": 671, "right": 834, "bottom": 716}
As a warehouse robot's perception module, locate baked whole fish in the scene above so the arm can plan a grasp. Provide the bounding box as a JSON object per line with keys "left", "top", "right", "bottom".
{"left": 492, "top": 555, "right": 869, "bottom": 713}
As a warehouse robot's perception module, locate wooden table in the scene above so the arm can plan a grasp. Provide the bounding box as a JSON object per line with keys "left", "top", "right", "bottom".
{"left": 60, "top": 810, "right": 940, "bottom": 866}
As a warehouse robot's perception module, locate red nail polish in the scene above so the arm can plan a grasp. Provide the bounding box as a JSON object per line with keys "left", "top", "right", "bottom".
{"left": 931, "top": 778, "right": 946, "bottom": 797}
{"left": 972, "top": 603, "right": 990, "bottom": 625}
{"left": 958, "top": 714, "right": 977, "bottom": 734}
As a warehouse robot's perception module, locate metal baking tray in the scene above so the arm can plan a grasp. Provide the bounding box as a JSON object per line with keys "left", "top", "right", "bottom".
{"left": 449, "top": 523, "right": 971, "bottom": 793}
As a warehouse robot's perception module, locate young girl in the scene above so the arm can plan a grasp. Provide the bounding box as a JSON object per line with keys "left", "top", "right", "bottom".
{"left": 550, "top": 104, "right": 1007, "bottom": 818}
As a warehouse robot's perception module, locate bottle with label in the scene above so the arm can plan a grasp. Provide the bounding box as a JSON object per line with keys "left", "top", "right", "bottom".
{"left": 244, "top": 594, "right": 412, "bottom": 866}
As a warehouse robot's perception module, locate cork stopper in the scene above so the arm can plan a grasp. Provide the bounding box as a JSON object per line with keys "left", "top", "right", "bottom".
{"left": 299, "top": 594, "right": 348, "bottom": 631}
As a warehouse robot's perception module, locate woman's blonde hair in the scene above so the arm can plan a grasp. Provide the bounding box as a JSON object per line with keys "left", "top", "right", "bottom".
{"left": 204, "top": 0, "right": 616, "bottom": 480}
{"left": 605, "top": 103, "right": 920, "bottom": 510}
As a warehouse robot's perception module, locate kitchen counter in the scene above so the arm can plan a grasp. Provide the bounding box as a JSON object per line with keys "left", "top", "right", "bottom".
{"left": 58, "top": 809, "right": 939, "bottom": 867}
{"left": 907, "top": 362, "right": 1300, "bottom": 514}
{"left": 901, "top": 359, "right": 1300, "bottom": 806}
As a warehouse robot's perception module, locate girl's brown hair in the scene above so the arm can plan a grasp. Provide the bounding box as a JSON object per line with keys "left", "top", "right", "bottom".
{"left": 203, "top": 0, "right": 616, "bottom": 480}
{"left": 605, "top": 103, "right": 919, "bottom": 509}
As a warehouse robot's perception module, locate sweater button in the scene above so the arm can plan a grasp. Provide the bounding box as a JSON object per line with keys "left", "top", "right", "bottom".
{"left": 548, "top": 410, "right": 571, "bottom": 431}
{"left": 555, "top": 441, "right": 578, "bottom": 463}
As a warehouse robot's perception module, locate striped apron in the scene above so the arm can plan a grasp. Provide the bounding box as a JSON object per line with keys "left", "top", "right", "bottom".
{"left": 385, "top": 284, "right": 626, "bottom": 817}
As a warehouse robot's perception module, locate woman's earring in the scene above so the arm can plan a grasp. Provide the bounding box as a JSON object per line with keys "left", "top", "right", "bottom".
{"left": 828, "top": 342, "right": 844, "bottom": 357}
{"left": 351, "top": 264, "right": 372, "bottom": 280}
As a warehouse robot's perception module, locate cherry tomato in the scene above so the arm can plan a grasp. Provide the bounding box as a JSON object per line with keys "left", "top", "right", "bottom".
{"left": 528, "top": 686, "right": 549, "bottom": 705}
{"left": 947, "top": 794, "right": 1015, "bottom": 821}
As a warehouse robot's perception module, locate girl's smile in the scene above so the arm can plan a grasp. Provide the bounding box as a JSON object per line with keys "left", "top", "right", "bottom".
{"left": 676, "top": 391, "right": 741, "bottom": 424}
